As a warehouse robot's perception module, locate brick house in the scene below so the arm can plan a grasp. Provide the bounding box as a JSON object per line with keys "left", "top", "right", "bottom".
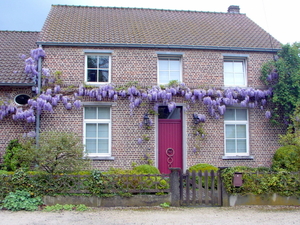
{"left": 0, "top": 5, "right": 284, "bottom": 173}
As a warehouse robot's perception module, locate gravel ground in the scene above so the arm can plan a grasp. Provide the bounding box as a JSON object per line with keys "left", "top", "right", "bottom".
{"left": 0, "top": 205, "right": 300, "bottom": 225}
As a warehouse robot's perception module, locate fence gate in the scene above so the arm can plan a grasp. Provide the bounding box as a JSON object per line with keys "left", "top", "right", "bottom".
{"left": 179, "top": 170, "right": 222, "bottom": 206}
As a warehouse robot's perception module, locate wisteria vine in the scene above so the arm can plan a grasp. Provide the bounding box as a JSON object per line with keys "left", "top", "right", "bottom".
{"left": 0, "top": 47, "right": 274, "bottom": 137}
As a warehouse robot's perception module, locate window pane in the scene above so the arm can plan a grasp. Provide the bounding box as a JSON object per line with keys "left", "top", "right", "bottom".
{"left": 169, "top": 59, "right": 180, "bottom": 70}
{"left": 234, "top": 62, "right": 243, "bottom": 73}
{"left": 87, "top": 56, "right": 97, "bottom": 68}
{"left": 98, "top": 56, "right": 109, "bottom": 68}
{"left": 170, "top": 71, "right": 180, "bottom": 81}
{"left": 236, "top": 125, "right": 246, "bottom": 138}
{"left": 98, "top": 70, "right": 108, "bottom": 82}
{"left": 224, "top": 109, "right": 235, "bottom": 120}
{"left": 98, "top": 107, "right": 110, "bottom": 119}
{"left": 98, "top": 124, "right": 108, "bottom": 138}
{"left": 224, "top": 62, "right": 232, "bottom": 73}
{"left": 226, "top": 140, "right": 236, "bottom": 153}
{"left": 158, "top": 106, "right": 181, "bottom": 119}
{"left": 226, "top": 125, "right": 235, "bottom": 138}
{"left": 159, "top": 71, "right": 169, "bottom": 84}
{"left": 159, "top": 59, "right": 169, "bottom": 70}
{"left": 224, "top": 73, "right": 234, "bottom": 85}
{"left": 86, "top": 124, "right": 96, "bottom": 137}
{"left": 235, "top": 73, "right": 245, "bottom": 86}
{"left": 236, "top": 109, "right": 247, "bottom": 120}
{"left": 237, "top": 140, "right": 247, "bottom": 153}
{"left": 85, "top": 107, "right": 97, "bottom": 119}
{"left": 98, "top": 139, "right": 109, "bottom": 153}
{"left": 87, "top": 70, "right": 97, "bottom": 82}
{"left": 86, "top": 139, "right": 96, "bottom": 153}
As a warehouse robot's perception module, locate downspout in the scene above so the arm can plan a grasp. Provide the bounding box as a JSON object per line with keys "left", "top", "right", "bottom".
{"left": 35, "top": 45, "right": 43, "bottom": 145}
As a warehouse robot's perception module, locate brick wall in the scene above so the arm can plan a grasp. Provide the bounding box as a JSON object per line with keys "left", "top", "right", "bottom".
{"left": 0, "top": 87, "right": 35, "bottom": 162}
{"left": 1, "top": 46, "right": 285, "bottom": 170}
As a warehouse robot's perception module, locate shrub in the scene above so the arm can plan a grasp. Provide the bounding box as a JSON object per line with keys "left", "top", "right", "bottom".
{"left": 272, "top": 145, "right": 300, "bottom": 171}
{"left": 0, "top": 190, "right": 43, "bottom": 211}
{"left": 3, "top": 139, "right": 32, "bottom": 171}
{"left": 132, "top": 164, "right": 160, "bottom": 174}
{"left": 30, "top": 131, "right": 91, "bottom": 174}
{"left": 188, "top": 163, "right": 218, "bottom": 173}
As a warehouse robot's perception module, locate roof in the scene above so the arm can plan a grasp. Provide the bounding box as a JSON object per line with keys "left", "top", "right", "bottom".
{"left": 0, "top": 31, "right": 39, "bottom": 85}
{"left": 38, "top": 5, "right": 281, "bottom": 51}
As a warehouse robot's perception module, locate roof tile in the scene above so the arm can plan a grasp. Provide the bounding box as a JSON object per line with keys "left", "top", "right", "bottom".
{"left": 38, "top": 5, "right": 281, "bottom": 50}
{"left": 0, "top": 31, "right": 39, "bottom": 85}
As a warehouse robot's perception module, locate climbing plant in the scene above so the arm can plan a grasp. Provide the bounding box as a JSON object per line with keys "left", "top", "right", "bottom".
{"left": 261, "top": 42, "right": 300, "bottom": 126}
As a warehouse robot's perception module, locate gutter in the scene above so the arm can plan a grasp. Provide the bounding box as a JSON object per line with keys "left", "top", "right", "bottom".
{"left": 37, "top": 42, "right": 281, "bottom": 53}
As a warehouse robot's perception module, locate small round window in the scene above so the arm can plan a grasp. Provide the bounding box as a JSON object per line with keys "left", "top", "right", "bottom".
{"left": 15, "top": 94, "right": 30, "bottom": 105}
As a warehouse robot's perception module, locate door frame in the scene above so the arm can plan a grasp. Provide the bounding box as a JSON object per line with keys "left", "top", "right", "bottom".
{"left": 155, "top": 103, "right": 187, "bottom": 172}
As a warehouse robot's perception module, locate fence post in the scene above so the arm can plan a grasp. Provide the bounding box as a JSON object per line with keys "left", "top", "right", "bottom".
{"left": 218, "top": 167, "right": 229, "bottom": 207}
{"left": 169, "top": 167, "right": 181, "bottom": 207}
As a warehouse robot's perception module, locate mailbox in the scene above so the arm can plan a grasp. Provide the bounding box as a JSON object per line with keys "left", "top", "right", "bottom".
{"left": 233, "top": 172, "right": 243, "bottom": 187}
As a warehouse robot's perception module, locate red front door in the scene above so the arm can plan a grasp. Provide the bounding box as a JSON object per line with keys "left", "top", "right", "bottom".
{"left": 158, "top": 106, "right": 183, "bottom": 174}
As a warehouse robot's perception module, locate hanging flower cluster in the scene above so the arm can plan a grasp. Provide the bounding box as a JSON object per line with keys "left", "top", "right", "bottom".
{"left": 0, "top": 47, "right": 274, "bottom": 125}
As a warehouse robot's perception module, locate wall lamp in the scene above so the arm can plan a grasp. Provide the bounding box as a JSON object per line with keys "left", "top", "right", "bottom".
{"left": 193, "top": 113, "right": 200, "bottom": 124}
{"left": 143, "top": 113, "right": 150, "bottom": 126}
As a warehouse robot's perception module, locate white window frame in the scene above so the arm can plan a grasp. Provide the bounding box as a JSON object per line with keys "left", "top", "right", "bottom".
{"left": 223, "top": 55, "right": 248, "bottom": 87}
{"left": 85, "top": 54, "right": 111, "bottom": 84}
{"left": 83, "top": 106, "right": 111, "bottom": 157}
{"left": 157, "top": 55, "right": 182, "bottom": 84}
{"left": 224, "top": 108, "right": 249, "bottom": 156}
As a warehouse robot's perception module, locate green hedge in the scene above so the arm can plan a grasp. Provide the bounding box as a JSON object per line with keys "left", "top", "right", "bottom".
{"left": 221, "top": 166, "right": 300, "bottom": 197}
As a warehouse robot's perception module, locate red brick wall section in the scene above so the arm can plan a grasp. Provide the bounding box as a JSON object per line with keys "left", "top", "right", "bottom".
{"left": 0, "top": 47, "right": 285, "bottom": 170}
{"left": 0, "top": 87, "right": 35, "bottom": 163}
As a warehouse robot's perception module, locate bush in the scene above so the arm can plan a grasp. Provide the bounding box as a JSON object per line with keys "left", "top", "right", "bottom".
{"left": 221, "top": 166, "right": 300, "bottom": 197}
{"left": 188, "top": 163, "right": 218, "bottom": 173}
{"left": 29, "top": 131, "right": 91, "bottom": 174}
{"left": 0, "top": 190, "right": 43, "bottom": 211}
{"left": 132, "top": 165, "right": 160, "bottom": 174}
{"left": 3, "top": 139, "right": 32, "bottom": 171}
{"left": 272, "top": 145, "right": 300, "bottom": 171}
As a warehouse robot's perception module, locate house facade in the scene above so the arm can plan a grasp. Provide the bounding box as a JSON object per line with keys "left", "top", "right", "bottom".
{"left": 0, "top": 5, "right": 284, "bottom": 173}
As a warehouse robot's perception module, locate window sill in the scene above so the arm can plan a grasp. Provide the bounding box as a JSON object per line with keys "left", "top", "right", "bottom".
{"left": 222, "top": 156, "right": 254, "bottom": 160}
{"left": 88, "top": 156, "right": 115, "bottom": 161}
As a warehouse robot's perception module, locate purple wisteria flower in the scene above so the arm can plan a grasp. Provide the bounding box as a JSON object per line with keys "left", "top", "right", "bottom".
{"left": 137, "top": 138, "right": 143, "bottom": 144}
{"left": 265, "top": 111, "right": 271, "bottom": 119}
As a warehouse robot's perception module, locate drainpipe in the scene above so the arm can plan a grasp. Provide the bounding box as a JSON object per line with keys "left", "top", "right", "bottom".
{"left": 35, "top": 45, "right": 43, "bottom": 145}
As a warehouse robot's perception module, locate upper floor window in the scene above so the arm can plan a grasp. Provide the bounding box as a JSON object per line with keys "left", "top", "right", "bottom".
{"left": 224, "top": 108, "right": 249, "bottom": 156}
{"left": 85, "top": 55, "right": 111, "bottom": 83}
{"left": 223, "top": 58, "right": 247, "bottom": 87}
{"left": 84, "top": 106, "right": 111, "bottom": 156}
{"left": 158, "top": 57, "right": 181, "bottom": 84}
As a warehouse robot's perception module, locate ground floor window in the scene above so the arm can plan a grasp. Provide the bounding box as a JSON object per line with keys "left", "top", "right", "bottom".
{"left": 84, "top": 106, "right": 111, "bottom": 156}
{"left": 224, "top": 108, "right": 249, "bottom": 156}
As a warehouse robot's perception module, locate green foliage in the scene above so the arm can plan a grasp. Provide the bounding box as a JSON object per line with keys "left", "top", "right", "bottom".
{"left": 3, "top": 139, "right": 32, "bottom": 171}
{"left": 188, "top": 163, "right": 218, "bottom": 173}
{"left": 0, "top": 190, "right": 43, "bottom": 211}
{"left": 160, "top": 202, "right": 170, "bottom": 208}
{"left": 271, "top": 145, "right": 300, "bottom": 172}
{"left": 261, "top": 43, "right": 300, "bottom": 126}
{"left": 30, "top": 131, "right": 91, "bottom": 174}
{"left": 43, "top": 204, "right": 89, "bottom": 212}
{"left": 132, "top": 164, "right": 160, "bottom": 174}
{"left": 221, "top": 167, "right": 300, "bottom": 197}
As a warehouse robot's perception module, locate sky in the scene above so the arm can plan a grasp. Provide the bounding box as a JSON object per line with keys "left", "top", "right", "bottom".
{"left": 0, "top": 0, "right": 299, "bottom": 45}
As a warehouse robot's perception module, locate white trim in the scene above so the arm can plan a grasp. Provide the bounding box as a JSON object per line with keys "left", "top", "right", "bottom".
{"left": 157, "top": 56, "right": 182, "bottom": 84}
{"left": 155, "top": 104, "right": 187, "bottom": 171}
{"left": 224, "top": 108, "right": 249, "bottom": 156}
{"left": 83, "top": 106, "right": 112, "bottom": 157}
{"left": 85, "top": 54, "right": 112, "bottom": 85}
{"left": 223, "top": 58, "right": 247, "bottom": 87}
